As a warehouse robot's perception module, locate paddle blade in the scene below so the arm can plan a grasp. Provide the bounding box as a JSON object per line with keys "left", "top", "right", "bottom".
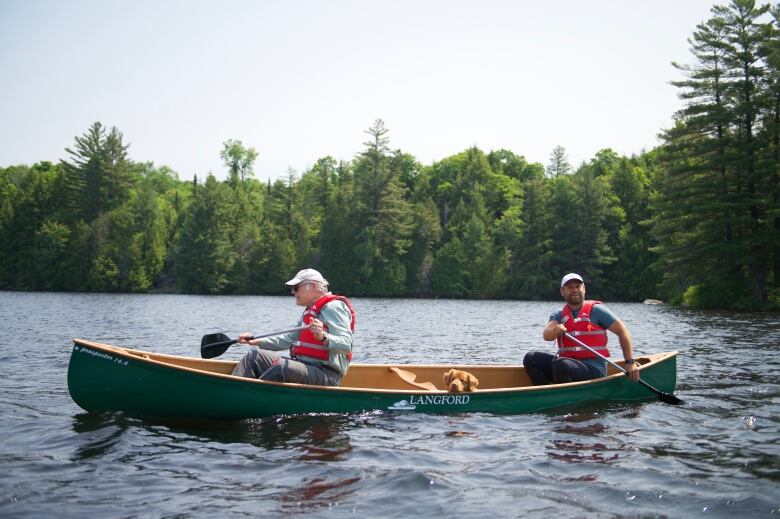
{"left": 657, "top": 392, "right": 685, "bottom": 406}
{"left": 638, "top": 378, "right": 684, "bottom": 405}
{"left": 201, "top": 333, "right": 235, "bottom": 359}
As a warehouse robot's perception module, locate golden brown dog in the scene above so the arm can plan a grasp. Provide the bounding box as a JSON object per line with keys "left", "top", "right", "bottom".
{"left": 443, "top": 369, "right": 479, "bottom": 393}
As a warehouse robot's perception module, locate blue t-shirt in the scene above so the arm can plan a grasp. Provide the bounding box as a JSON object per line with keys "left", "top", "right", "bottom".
{"left": 549, "top": 303, "right": 618, "bottom": 377}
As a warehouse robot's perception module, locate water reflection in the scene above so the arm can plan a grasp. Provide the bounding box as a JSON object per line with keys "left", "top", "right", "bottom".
{"left": 279, "top": 476, "right": 361, "bottom": 510}
{"left": 70, "top": 412, "right": 134, "bottom": 461}
{"left": 543, "top": 409, "right": 638, "bottom": 468}
{"left": 146, "top": 414, "right": 361, "bottom": 511}
{"left": 542, "top": 401, "right": 645, "bottom": 421}
{"left": 546, "top": 440, "right": 620, "bottom": 464}
{"left": 296, "top": 418, "right": 353, "bottom": 462}
{"left": 70, "top": 410, "right": 355, "bottom": 466}
{"left": 125, "top": 414, "right": 350, "bottom": 454}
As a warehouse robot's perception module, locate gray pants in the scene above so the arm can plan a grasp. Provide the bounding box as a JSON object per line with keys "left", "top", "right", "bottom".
{"left": 231, "top": 349, "right": 341, "bottom": 386}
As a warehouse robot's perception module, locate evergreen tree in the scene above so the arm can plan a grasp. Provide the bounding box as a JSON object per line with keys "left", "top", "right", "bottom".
{"left": 173, "top": 175, "right": 234, "bottom": 294}
{"left": 60, "top": 122, "right": 137, "bottom": 222}
{"left": 656, "top": 0, "right": 777, "bottom": 308}
{"left": 126, "top": 178, "right": 173, "bottom": 291}
{"left": 719, "top": 0, "right": 773, "bottom": 305}
{"left": 403, "top": 198, "right": 441, "bottom": 294}
{"left": 547, "top": 175, "right": 581, "bottom": 276}
{"left": 351, "top": 119, "right": 413, "bottom": 295}
{"left": 604, "top": 157, "right": 659, "bottom": 300}
{"left": 0, "top": 165, "right": 47, "bottom": 288}
{"left": 511, "top": 173, "right": 554, "bottom": 298}
{"left": 431, "top": 236, "right": 468, "bottom": 297}
{"left": 765, "top": 6, "right": 780, "bottom": 305}
{"left": 321, "top": 162, "right": 360, "bottom": 292}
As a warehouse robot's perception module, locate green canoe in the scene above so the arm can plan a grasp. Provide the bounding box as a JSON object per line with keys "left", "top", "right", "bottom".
{"left": 68, "top": 339, "right": 679, "bottom": 421}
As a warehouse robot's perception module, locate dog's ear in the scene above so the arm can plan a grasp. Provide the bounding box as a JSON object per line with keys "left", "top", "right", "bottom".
{"left": 467, "top": 374, "right": 479, "bottom": 391}
{"left": 443, "top": 369, "right": 453, "bottom": 385}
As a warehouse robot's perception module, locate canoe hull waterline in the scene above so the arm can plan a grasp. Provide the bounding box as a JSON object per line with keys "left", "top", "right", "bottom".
{"left": 68, "top": 339, "right": 679, "bottom": 421}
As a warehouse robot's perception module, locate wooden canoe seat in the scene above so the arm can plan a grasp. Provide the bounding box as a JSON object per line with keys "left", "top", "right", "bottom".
{"left": 389, "top": 366, "right": 438, "bottom": 391}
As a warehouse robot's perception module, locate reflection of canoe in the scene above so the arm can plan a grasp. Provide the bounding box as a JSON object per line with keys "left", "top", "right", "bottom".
{"left": 68, "top": 339, "right": 679, "bottom": 421}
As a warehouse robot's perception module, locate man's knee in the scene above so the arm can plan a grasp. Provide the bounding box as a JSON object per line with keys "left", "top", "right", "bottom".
{"left": 523, "top": 351, "right": 547, "bottom": 366}
{"left": 232, "top": 349, "right": 259, "bottom": 377}
{"left": 233, "top": 349, "right": 280, "bottom": 379}
{"left": 258, "top": 357, "right": 285, "bottom": 381}
{"left": 552, "top": 358, "right": 575, "bottom": 383}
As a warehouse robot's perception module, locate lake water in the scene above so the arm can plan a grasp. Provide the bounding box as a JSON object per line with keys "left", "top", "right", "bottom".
{"left": 1, "top": 291, "right": 778, "bottom": 518}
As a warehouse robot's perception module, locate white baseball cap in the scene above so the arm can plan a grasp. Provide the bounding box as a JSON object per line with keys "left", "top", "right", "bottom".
{"left": 560, "top": 273, "right": 584, "bottom": 287}
{"left": 285, "top": 268, "right": 328, "bottom": 286}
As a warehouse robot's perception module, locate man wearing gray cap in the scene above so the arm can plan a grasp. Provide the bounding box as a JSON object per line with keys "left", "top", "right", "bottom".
{"left": 522, "top": 273, "right": 639, "bottom": 385}
{"left": 231, "top": 268, "right": 355, "bottom": 386}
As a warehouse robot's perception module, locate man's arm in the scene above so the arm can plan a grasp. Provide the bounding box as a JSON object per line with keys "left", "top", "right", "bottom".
{"left": 240, "top": 330, "right": 297, "bottom": 351}
{"left": 607, "top": 319, "right": 639, "bottom": 380}
{"left": 317, "top": 302, "right": 353, "bottom": 354}
{"left": 543, "top": 320, "right": 566, "bottom": 341}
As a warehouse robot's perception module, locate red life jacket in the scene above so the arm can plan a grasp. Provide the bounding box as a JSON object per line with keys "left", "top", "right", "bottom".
{"left": 291, "top": 294, "right": 356, "bottom": 363}
{"left": 556, "top": 300, "right": 610, "bottom": 359}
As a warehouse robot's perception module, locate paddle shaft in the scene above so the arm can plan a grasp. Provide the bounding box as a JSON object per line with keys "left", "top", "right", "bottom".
{"left": 244, "top": 326, "right": 307, "bottom": 344}
{"left": 206, "top": 326, "right": 307, "bottom": 349}
{"left": 562, "top": 332, "right": 683, "bottom": 405}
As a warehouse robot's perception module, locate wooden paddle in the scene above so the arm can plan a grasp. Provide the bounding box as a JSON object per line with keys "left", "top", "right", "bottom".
{"left": 563, "top": 332, "right": 684, "bottom": 405}
{"left": 200, "top": 326, "right": 306, "bottom": 359}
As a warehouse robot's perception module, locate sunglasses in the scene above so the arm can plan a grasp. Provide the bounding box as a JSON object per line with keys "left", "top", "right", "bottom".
{"left": 293, "top": 283, "right": 312, "bottom": 293}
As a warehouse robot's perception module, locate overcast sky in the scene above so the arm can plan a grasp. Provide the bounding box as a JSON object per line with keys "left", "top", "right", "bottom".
{"left": 1, "top": 0, "right": 721, "bottom": 182}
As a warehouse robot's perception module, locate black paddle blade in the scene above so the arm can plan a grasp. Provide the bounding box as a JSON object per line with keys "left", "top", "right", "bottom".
{"left": 201, "top": 333, "right": 235, "bottom": 359}
{"left": 638, "top": 378, "right": 684, "bottom": 405}
{"left": 657, "top": 392, "right": 685, "bottom": 405}
{"left": 201, "top": 333, "right": 230, "bottom": 347}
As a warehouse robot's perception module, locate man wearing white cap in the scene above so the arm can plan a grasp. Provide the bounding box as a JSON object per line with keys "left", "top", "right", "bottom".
{"left": 522, "top": 273, "right": 639, "bottom": 385}
{"left": 231, "top": 268, "right": 356, "bottom": 386}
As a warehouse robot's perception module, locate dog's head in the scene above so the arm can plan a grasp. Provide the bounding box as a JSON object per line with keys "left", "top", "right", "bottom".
{"left": 443, "top": 369, "right": 479, "bottom": 393}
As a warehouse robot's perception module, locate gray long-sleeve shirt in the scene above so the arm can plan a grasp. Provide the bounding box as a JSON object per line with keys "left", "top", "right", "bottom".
{"left": 256, "top": 296, "right": 354, "bottom": 375}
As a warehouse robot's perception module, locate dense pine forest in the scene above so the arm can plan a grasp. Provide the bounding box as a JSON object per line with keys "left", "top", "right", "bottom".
{"left": 1, "top": 0, "right": 778, "bottom": 310}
